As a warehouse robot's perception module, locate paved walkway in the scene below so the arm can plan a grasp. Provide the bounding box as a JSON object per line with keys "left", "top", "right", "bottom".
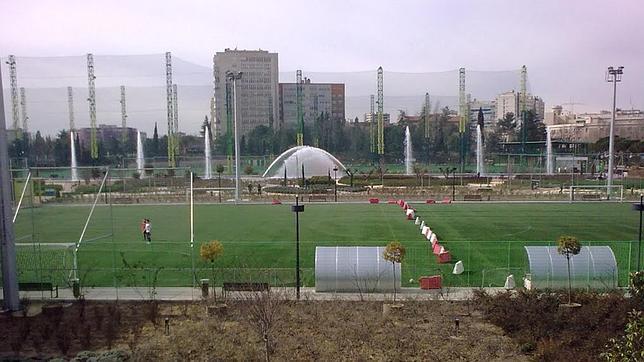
{"left": 5, "top": 286, "right": 509, "bottom": 302}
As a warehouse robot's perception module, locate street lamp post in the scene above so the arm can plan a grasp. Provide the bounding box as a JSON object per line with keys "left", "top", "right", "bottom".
{"left": 291, "top": 195, "right": 305, "bottom": 300}
{"left": 333, "top": 166, "right": 338, "bottom": 202}
{"left": 605, "top": 66, "right": 623, "bottom": 200}
{"left": 226, "top": 71, "right": 243, "bottom": 204}
{"left": 633, "top": 196, "right": 643, "bottom": 271}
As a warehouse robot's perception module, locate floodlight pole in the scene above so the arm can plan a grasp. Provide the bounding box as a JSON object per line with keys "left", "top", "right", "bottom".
{"left": 606, "top": 66, "right": 623, "bottom": 200}
{"left": 291, "top": 195, "right": 304, "bottom": 300}
{"left": 0, "top": 65, "right": 20, "bottom": 311}
{"left": 227, "top": 71, "right": 243, "bottom": 204}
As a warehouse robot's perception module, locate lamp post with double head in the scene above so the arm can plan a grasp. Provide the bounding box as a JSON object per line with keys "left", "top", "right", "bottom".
{"left": 605, "top": 66, "right": 623, "bottom": 200}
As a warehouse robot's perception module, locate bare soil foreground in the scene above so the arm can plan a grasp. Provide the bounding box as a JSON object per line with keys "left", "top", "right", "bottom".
{"left": 0, "top": 290, "right": 639, "bottom": 361}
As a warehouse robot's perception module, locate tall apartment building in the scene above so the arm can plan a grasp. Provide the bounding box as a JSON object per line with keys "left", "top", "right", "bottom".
{"left": 468, "top": 98, "right": 496, "bottom": 129}
{"left": 213, "top": 49, "right": 279, "bottom": 137}
{"left": 495, "top": 90, "right": 545, "bottom": 122}
{"left": 279, "top": 78, "right": 345, "bottom": 125}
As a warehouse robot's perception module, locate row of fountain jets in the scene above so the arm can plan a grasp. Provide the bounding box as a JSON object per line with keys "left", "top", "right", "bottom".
{"left": 404, "top": 125, "right": 554, "bottom": 176}
{"left": 70, "top": 125, "right": 554, "bottom": 181}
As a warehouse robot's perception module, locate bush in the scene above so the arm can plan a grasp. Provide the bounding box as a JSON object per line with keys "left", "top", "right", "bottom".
{"left": 473, "top": 289, "right": 638, "bottom": 360}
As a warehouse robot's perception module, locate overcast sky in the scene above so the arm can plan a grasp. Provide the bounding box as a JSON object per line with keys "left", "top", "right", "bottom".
{"left": 1, "top": 0, "right": 643, "bottom": 113}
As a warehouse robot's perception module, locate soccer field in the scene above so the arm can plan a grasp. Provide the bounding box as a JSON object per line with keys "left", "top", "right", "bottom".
{"left": 11, "top": 202, "right": 640, "bottom": 289}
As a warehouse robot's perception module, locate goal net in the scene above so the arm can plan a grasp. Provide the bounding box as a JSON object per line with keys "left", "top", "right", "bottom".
{"left": 569, "top": 185, "right": 624, "bottom": 202}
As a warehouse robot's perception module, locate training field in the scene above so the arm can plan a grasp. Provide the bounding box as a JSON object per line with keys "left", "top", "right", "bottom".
{"left": 11, "top": 202, "right": 640, "bottom": 289}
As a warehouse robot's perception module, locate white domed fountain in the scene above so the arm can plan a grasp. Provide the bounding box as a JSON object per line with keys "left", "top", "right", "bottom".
{"left": 262, "top": 146, "right": 347, "bottom": 179}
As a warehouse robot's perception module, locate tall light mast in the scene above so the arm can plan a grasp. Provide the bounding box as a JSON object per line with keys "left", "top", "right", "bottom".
{"left": 458, "top": 67, "right": 466, "bottom": 171}
{"left": 296, "top": 70, "right": 304, "bottom": 146}
{"left": 165, "top": 52, "right": 175, "bottom": 167}
{"left": 67, "top": 86, "right": 75, "bottom": 131}
{"left": 19, "top": 87, "right": 28, "bottom": 135}
{"left": 424, "top": 92, "right": 431, "bottom": 138}
{"left": 120, "top": 85, "right": 127, "bottom": 145}
{"left": 172, "top": 83, "right": 180, "bottom": 160}
{"left": 87, "top": 53, "right": 98, "bottom": 159}
{"left": 369, "top": 94, "right": 375, "bottom": 153}
{"left": 519, "top": 65, "right": 527, "bottom": 153}
{"left": 377, "top": 67, "right": 384, "bottom": 160}
{"left": 6, "top": 55, "right": 20, "bottom": 137}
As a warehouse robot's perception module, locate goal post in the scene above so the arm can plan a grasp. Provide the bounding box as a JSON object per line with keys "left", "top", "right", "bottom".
{"left": 569, "top": 184, "right": 624, "bottom": 202}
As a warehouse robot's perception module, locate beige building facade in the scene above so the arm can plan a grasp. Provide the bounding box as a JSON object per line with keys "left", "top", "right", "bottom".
{"left": 213, "top": 49, "right": 279, "bottom": 137}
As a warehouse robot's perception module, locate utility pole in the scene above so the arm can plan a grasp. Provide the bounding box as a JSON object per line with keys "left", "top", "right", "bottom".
{"left": 0, "top": 65, "right": 20, "bottom": 311}
{"left": 606, "top": 66, "right": 623, "bottom": 200}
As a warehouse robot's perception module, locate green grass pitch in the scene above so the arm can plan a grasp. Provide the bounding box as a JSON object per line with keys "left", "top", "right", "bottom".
{"left": 11, "top": 202, "right": 640, "bottom": 288}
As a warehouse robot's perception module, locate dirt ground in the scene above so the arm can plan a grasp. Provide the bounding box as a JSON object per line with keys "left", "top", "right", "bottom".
{"left": 0, "top": 297, "right": 527, "bottom": 361}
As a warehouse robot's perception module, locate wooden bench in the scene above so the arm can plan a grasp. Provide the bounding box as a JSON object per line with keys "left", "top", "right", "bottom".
{"left": 582, "top": 194, "right": 601, "bottom": 201}
{"left": 222, "top": 282, "right": 270, "bottom": 298}
{"left": 463, "top": 194, "right": 483, "bottom": 201}
{"left": 308, "top": 195, "right": 327, "bottom": 202}
{"left": 19, "top": 282, "right": 58, "bottom": 298}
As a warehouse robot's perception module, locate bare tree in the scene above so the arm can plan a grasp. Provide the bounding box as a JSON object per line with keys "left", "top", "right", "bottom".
{"left": 242, "top": 290, "right": 286, "bottom": 362}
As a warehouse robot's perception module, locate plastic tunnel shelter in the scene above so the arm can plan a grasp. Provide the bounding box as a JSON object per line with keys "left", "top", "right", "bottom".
{"left": 315, "top": 246, "right": 401, "bottom": 292}
{"left": 524, "top": 246, "right": 618, "bottom": 289}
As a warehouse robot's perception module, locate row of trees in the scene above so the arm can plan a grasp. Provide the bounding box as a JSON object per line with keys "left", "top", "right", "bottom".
{"left": 13, "top": 105, "right": 639, "bottom": 168}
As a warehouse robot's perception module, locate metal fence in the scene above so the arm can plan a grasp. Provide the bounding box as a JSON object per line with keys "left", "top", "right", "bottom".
{"left": 5, "top": 239, "right": 639, "bottom": 299}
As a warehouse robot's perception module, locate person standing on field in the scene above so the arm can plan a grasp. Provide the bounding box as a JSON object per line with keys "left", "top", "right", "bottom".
{"left": 144, "top": 219, "right": 152, "bottom": 243}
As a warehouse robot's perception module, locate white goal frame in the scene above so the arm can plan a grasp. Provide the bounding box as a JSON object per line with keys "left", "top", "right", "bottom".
{"left": 569, "top": 184, "right": 623, "bottom": 202}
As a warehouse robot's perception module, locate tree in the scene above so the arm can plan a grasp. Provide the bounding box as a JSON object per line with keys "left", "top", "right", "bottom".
{"left": 243, "top": 290, "right": 285, "bottom": 362}
{"left": 200, "top": 240, "right": 224, "bottom": 300}
{"left": 518, "top": 110, "right": 546, "bottom": 144}
{"left": 557, "top": 235, "right": 581, "bottom": 305}
{"left": 152, "top": 122, "right": 159, "bottom": 156}
{"left": 497, "top": 112, "right": 516, "bottom": 142}
{"left": 383, "top": 241, "right": 406, "bottom": 302}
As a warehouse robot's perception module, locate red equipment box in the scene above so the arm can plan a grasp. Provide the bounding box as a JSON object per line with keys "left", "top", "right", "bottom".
{"left": 419, "top": 275, "right": 442, "bottom": 289}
